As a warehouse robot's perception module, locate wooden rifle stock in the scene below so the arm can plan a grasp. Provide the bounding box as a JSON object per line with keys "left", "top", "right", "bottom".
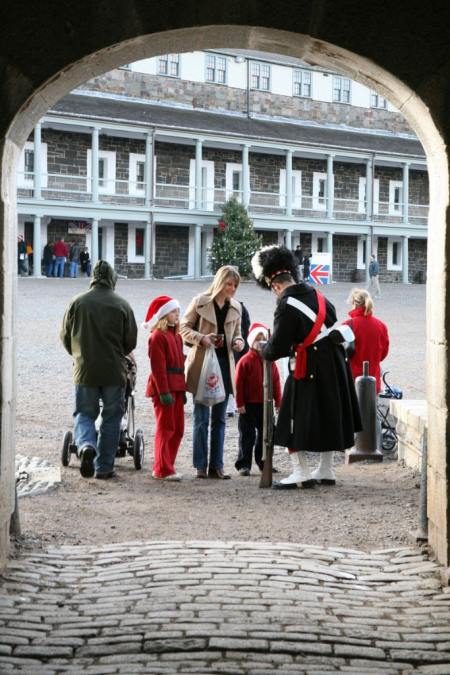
{"left": 259, "top": 336, "right": 275, "bottom": 488}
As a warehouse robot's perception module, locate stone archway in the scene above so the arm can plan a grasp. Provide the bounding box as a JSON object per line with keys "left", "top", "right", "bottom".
{"left": 1, "top": 4, "right": 449, "bottom": 570}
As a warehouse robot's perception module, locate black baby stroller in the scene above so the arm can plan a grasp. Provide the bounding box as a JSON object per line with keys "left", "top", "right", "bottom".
{"left": 378, "top": 371, "right": 403, "bottom": 451}
{"left": 61, "top": 356, "right": 145, "bottom": 470}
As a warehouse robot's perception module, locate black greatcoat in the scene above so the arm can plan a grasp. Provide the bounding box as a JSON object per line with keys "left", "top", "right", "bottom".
{"left": 262, "top": 283, "right": 362, "bottom": 453}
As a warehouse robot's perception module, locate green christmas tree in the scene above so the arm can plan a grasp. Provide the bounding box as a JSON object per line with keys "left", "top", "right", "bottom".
{"left": 208, "top": 197, "right": 263, "bottom": 278}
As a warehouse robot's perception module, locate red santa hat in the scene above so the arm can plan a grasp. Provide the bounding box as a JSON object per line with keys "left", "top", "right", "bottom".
{"left": 18, "top": 235, "right": 24, "bottom": 241}
{"left": 247, "top": 322, "right": 269, "bottom": 347}
{"left": 142, "top": 295, "right": 180, "bottom": 329}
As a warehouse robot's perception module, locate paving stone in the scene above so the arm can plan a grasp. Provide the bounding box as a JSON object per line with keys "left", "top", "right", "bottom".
{"left": 13, "top": 645, "right": 74, "bottom": 658}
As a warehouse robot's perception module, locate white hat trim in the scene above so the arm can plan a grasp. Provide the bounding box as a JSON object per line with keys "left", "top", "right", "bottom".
{"left": 248, "top": 325, "right": 269, "bottom": 347}
{"left": 141, "top": 298, "right": 180, "bottom": 330}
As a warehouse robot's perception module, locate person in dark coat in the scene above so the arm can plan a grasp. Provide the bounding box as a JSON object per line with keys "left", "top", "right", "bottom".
{"left": 43, "top": 240, "right": 54, "bottom": 277}
{"left": 303, "top": 253, "right": 311, "bottom": 282}
{"left": 251, "top": 244, "right": 362, "bottom": 489}
{"left": 227, "top": 300, "right": 251, "bottom": 417}
{"left": 17, "top": 235, "right": 28, "bottom": 277}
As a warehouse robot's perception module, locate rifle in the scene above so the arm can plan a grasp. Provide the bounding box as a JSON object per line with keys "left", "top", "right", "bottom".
{"left": 259, "top": 335, "right": 276, "bottom": 488}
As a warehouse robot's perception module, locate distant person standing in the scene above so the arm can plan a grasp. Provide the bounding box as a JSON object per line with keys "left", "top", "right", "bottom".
{"left": 17, "top": 235, "right": 28, "bottom": 277}
{"left": 53, "top": 237, "right": 69, "bottom": 278}
{"left": 43, "top": 240, "right": 54, "bottom": 277}
{"left": 80, "top": 246, "right": 92, "bottom": 277}
{"left": 294, "top": 245, "right": 304, "bottom": 279}
{"left": 367, "top": 253, "right": 381, "bottom": 298}
{"left": 69, "top": 240, "right": 81, "bottom": 278}
{"left": 26, "top": 242, "right": 34, "bottom": 274}
{"left": 303, "top": 253, "right": 311, "bottom": 282}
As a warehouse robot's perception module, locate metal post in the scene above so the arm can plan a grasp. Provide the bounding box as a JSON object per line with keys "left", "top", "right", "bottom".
{"left": 195, "top": 139, "right": 202, "bottom": 210}
{"left": 91, "top": 127, "right": 100, "bottom": 203}
{"left": 409, "top": 426, "right": 428, "bottom": 543}
{"left": 326, "top": 154, "right": 334, "bottom": 219}
{"left": 286, "top": 149, "right": 293, "bottom": 217}
{"left": 346, "top": 361, "right": 383, "bottom": 463}
{"left": 91, "top": 218, "right": 99, "bottom": 266}
{"left": 33, "top": 122, "right": 42, "bottom": 200}
{"left": 194, "top": 224, "right": 202, "bottom": 280}
{"left": 32, "top": 215, "right": 41, "bottom": 278}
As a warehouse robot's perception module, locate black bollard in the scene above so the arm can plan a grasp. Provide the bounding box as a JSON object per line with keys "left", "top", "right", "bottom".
{"left": 346, "top": 361, "right": 383, "bottom": 464}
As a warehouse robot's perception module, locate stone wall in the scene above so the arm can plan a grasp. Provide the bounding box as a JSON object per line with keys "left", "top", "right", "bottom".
{"left": 333, "top": 235, "right": 358, "bottom": 282}
{"left": 79, "top": 68, "right": 415, "bottom": 136}
{"left": 153, "top": 225, "right": 189, "bottom": 278}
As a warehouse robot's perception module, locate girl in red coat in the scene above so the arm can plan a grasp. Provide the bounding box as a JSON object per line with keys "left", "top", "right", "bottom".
{"left": 343, "top": 288, "right": 390, "bottom": 393}
{"left": 143, "top": 295, "right": 187, "bottom": 481}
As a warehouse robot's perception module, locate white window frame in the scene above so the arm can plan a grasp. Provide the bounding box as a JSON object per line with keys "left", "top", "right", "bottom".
{"left": 311, "top": 232, "right": 326, "bottom": 254}
{"left": 389, "top": 180, "right": 403, "bottom": 215}
{"left": 18, "top": 141, "right": 48, "bottom": 188}
{"left": 205, "top": 54, "right": 227, "bottom": 84}
{"left": 128, "top": 223, "right": 146, "bottom": 263}
{"left": 279, "top": 169, "right": 302, "bottom": 208}
{"left": 333, "top": 76, "right": 351, "bottom": 103}
{"left": 87, "top": 149, "right": 116, "bottom": 195}
{"left": 158, "top": 53, "right": 181, "bottom": 78}
{"left": 129, "top": 153, "right": 146, "bottom": 196}
{"left": 387, "top": 237, "right": 403, "bottom": 271}
{"left": 358, "top": 176, "right": 380, "bottom": 214}
{"left": 293, "top": 70, "right": 312, "bottom": 98}
{"left": 370, "top": 91, "right": 387, "bottom": 109}
{"left": 225, "top": 162, "right": 243, "bottom": 201}
{"left": 313, "top": 172, "right": 329, "bottom": 211}
{"left": 251, "top": 62, "right": 271, "bottom": 91}
{"left": 189, "top": 159, "right": 215, "bottom": 211}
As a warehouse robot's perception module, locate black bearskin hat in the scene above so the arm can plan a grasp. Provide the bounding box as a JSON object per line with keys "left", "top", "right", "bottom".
{"left": 251, "top": 244, "right": 300, "bottom": 290}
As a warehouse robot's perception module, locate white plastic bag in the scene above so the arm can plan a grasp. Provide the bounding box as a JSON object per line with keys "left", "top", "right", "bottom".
{"left": 195, "top": 345, "right": 226, "bottom": 406}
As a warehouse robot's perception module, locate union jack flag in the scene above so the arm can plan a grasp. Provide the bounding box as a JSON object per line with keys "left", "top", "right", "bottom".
{"left": 68, "top": 221, "right": 92, "bottom": 231}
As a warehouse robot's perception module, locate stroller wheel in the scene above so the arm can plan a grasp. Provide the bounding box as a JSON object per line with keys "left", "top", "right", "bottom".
{"left": 61, "top": 430, "right": 73, "bottom": 466}
{"left": 133, "top": 429, "right": 144, "bottom": 470}
{"left": 382, "top": 427, "right": 397, "bottom": 452}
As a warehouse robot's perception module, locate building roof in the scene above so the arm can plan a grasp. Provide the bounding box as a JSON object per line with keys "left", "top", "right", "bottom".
{"left": 50, "top": 93, "right": 426, "bottom": 160}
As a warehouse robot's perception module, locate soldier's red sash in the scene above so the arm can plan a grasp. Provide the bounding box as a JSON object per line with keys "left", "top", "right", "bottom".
{"left": 293, "top": 291, "right": 326, "bottom": 380}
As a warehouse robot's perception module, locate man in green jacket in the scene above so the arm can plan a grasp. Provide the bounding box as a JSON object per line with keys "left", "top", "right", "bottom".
{"left": 61, "top": 260, "right": 138, "bottom": 479}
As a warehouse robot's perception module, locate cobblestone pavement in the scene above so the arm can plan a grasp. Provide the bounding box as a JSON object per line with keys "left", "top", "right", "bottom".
{"left": 1, "top": 541, "right": 450, "bottom": 674}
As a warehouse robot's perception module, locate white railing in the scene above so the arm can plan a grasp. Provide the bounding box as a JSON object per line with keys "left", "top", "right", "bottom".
{"left": 17, "top": 172, "right": 430, "bottom": 225}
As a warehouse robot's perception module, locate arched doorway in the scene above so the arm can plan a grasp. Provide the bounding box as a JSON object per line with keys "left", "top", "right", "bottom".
{"left": 1, "top": 11, "right": 449, "bottom": 569}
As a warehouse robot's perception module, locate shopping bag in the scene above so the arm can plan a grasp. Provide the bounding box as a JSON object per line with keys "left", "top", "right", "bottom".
{"left": 195, "top": 345, "right": 226, "bottom": 406}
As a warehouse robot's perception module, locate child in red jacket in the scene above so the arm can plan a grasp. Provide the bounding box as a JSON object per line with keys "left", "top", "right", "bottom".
{"left": 234, "top": 323, "right": 282, "bottom": 475}
{"left": 143, "top": 295, "right": 187, "bottom": 481}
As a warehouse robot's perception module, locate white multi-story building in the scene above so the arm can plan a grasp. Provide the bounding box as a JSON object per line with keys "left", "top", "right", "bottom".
{"left": 17, "top": 49, "right": 428, "bottom": 281}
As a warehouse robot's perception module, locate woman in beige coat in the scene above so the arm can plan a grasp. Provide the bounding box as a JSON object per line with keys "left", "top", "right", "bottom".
{"left": 180, "top": 266, "right": 244, "bottom": 479}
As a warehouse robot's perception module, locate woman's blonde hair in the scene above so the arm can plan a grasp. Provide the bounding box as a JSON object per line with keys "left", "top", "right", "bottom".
{"left": 347, "top": 288, "right": 373, "bottom": 316}
{"left": 204, "top": 265, "right": 240, "bottom": 302}
{"left": 150, "top": 317, "right": 180, "bottom": 334}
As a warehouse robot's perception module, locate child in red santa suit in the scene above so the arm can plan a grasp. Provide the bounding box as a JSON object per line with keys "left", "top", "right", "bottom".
{"left": 234, "top": 323, "right": 282, "bottom": 475}
{"left": 143, "top": 296, "right": 187, "bottom": 481}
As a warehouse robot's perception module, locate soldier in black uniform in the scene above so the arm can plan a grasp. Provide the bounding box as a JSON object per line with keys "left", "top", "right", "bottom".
{"left": 251, "top": 244, "right": 362, "bottom": 489}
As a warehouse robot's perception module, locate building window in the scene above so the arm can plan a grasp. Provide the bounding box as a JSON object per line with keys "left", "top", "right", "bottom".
{"left": 136, "top": 161, "right": 145, "bottom": 190}
{"left": 371, "top": 91, "right": 387, "bottom": 109}
{"left": 317, "top": 237, "right": 324, "bottom": 253}
{"left": 389, "top": 180, "right": 403, "bottom": 215}
{"left": 251, "top": 62, "right": 270, "bottom": 91}
{"left": 318, "top": 179, "right": 326, "bottom": 205}
{"left": 232, "top": 171, "right": 241, "bottom": 196}
{"left": 87, "top": 150, "right": 116, "bottom": 195}
{"left": 135, "top": 228, "right": 144, "bottom": 256}
{"left": 189, "top": 159, "right": 215, "bottom": 211}
{"left": 206, "top": 54, "right": 227, "bottom": 83}
{"left": 333, "top": 76, "right": 351, "bottom": 103}
{"left": 387, "top": 237, "right": 402, "bottom": 270}
{"left": 392, "top": 241, "right": 399, "bottom": 266}
{"left": 98, "top": 158, "right": 106, "bottom": 188}
{"left": 225, "top": 163, "right": 243, "bottom": 201}
{"left": 24, "top": 150, "right": 34, "bottom": 181}
{"left": 313, "top": 172, "right": 328, "bottom": 211}
{"left": 358, "top": 176, "right": 380, "bottom": 214}
{"left": 279, "top": 169, "right": 302, "bottom": 208}
{"left": 159, "top": 54, "right": 180, "bottom": 77}
{"left": 293, "top": 70, "right": 312, "bottom": 97}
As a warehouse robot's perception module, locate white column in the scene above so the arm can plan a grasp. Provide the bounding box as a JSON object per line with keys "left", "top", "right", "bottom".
{"left": 402, "top": 235, "right": 409, "bottom": 284}
{"left": 144, "top": 219, "right": 151, "bottom": 279}
{"left": 194, "top": 224, "right": 202, "bottom": 280}
{"left": 33, "top": 122, "right": 42, "bottom": 200}
{"left": 285, "top": 149, "right": 293, "bottom": 216}
{"left": 403, "top": 162, "right": 410, "bottom": 224}
{"left": 195, "top": 139, "right": 202, "bottom": 209}
{"left": 91, "top": 218, "right": 99, "bottom": 266}
{"left": 326, "top": 154, "right": 334, "bottom": 219}
{"left": 32, "top": 215, "right": 41, "bottom": 278}
{"left": 327, "top": 232, "right": 333, "bottom": 281}
{"left": 242, "top": 144, "right": 250, "bottom": 206}
{"left": 366, "top": 158, "right": 373, "bottom": 221}
{"left": 145, "top": 132, "right": 153, "bottom": 206}
{"left": 91, "top": 127, "right": 100, "bottom": 203}
{"left": 365, "top": 233, "right": 371, "bottom": 282}
{"left": 284, "top": 229, "right": 292, "bottom": 250}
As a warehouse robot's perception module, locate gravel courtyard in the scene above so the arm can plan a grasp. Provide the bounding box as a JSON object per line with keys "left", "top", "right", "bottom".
{"left": 13, "top": 277, "right": 426, "bottom": 553}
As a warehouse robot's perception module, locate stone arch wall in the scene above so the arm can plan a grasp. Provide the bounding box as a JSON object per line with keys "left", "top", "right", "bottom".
{"left": 1, "top": 1, "right": 450, "bottom": 569}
